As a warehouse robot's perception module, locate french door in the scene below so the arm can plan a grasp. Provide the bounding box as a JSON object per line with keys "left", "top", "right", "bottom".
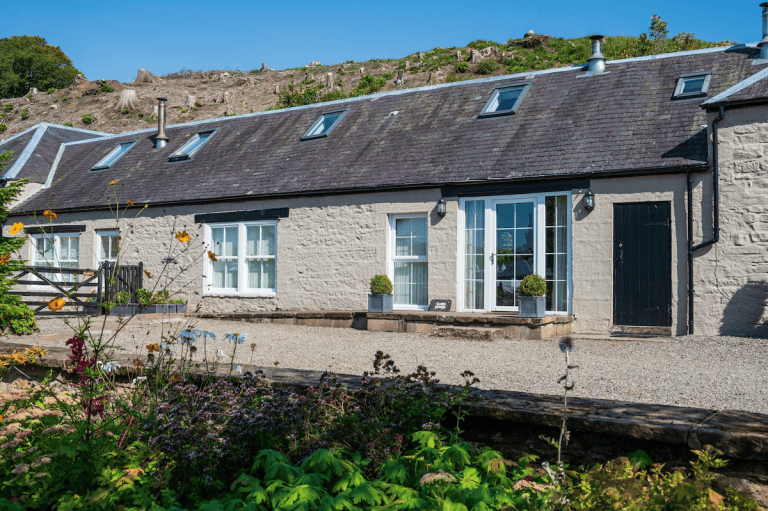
{"left": 491, "top": 199, "right": 540, "bottom": 311}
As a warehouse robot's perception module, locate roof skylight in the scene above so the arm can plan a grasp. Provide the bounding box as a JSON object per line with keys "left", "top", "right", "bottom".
{"left": 301, "top": 110, "right": 347, "bottom": 140}
{"left": 478, "top": 83, "right": 531, "bottom": 118}
{"left": 168, "top": 129, "right": 217, "bottom": 162}
{"left": 91, "top": 140, "right": 137, "bottom": 171}
{"left": 673, "top": 72, "right": 712, "bottom": 99}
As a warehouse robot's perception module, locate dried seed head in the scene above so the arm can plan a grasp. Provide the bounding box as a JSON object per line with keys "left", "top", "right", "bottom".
{"left": 559, "top": 336, "right": 575, "bottom": 353}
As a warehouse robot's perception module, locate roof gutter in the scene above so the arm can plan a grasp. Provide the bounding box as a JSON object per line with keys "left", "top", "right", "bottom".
{"left": 687, "top": 106, "right": 724, "bottom": 334}
{"left": 11, "top": 162, "right": 710, "bottom": 217}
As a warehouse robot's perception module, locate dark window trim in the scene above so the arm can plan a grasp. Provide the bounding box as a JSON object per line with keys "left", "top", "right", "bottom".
{"left": 673, "top": 72, "right": 712, "bottom": 99}
{"left": 91, "top": 140, "right": 138, "bottom": 171}
{"left": 25, "top": 225, "right": 87, "bottom": 234}
{"left": 300, "top": 109, "right": 348, "bottom": 141}
{"left": 441, "top": 178, "right": 590, "bottom": 198}
{"left": 194, "top": 207, "right": 289, "bottom": 224}
{"left": 168, "top": 128, "right": 219, "bottom": 163}
{"left": 478, "top": 82, "right": 532, "bottom": 119}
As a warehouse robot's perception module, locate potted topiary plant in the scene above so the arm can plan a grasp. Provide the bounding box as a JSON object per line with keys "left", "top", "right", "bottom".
{"left": 517, "top": 273, "right": 547, "bottom": 318}
{"left": 368, "top": 274, "right": 394, "bottom": 313}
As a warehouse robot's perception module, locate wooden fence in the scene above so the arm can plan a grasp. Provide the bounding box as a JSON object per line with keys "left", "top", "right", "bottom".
{"left": 9, "top": 266, "right": 102, "bottom": 316}
{"left": 101, "top": 261, "right": 143, "bottom": 306}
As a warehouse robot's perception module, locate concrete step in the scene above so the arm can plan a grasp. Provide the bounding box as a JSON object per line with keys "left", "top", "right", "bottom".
{"left": 431, "top": 326, "right": 505, "bottom": 341}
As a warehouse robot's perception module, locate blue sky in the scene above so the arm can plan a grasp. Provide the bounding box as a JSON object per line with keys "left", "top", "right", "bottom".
{"left": 1, "top": 0, "right": 758, "bottom": 82}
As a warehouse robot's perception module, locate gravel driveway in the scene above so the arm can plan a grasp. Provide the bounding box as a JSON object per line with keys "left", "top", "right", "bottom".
{"left": 8, "top": 316, "right": 768, "bottom": 415}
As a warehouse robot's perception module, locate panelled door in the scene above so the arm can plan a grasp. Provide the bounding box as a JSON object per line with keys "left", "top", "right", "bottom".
{"left": 613, "top": 202, "right": 672, "bottom": 327}
{"left": 492, "top": 199, "right": 537, "bottom": 311}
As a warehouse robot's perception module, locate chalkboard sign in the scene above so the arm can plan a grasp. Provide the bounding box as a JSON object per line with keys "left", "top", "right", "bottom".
{"left": 429, "top": 299, "right": 452, "bottom": 312}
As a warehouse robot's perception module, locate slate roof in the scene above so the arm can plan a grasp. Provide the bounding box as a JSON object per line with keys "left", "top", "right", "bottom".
{"left": 0, "top": 123, "right": 107, "bottom": 184}
{"left": 702, "top": 64, "right": 768, "bottom": 107}
{"left": 14, "top": 44, "right": 767, "bottom": 214}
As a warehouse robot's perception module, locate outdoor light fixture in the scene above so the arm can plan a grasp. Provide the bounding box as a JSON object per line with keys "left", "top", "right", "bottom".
{"left": 584, "top": 189, "right": 595, "bottom": 212}
{"left": 437, "top": 198, "right": 447, "bottom": 217}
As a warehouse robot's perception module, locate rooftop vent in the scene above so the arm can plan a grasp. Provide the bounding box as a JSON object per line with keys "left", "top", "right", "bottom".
{"left": 586, "top": 35, "right": 606, "bottom": 75}
{"left": 155, "top": 97, "right": 169, "bottom": 149}
{"left": 759, "top": 2, "right": 768, "bottom": 60}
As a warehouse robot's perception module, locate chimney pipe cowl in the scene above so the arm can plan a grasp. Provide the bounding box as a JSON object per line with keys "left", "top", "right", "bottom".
{"left": 155, "top": 97, "right": 169, "bottom": 149}
{"left": 586, "top": 35, "right": 607, "bottom": 74}
{"left": 759, "top": 2, "right": 768, "bottom": 60}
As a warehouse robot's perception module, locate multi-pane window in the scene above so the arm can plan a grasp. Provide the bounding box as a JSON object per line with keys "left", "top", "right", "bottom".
{"left": 207, "top": 221, "right": 277, "bottom": 294}
{"left": 31, "top": 234, "right": 80, "bottom": 284}
{"left": 97, "top": 230, "right": 119, "bottom": 264}
{"left": 545, "top": 196, "right": 569, "bottom": 312}
{"left": 464, "top": 200, "right": 485, "bottom": 310}
{"left": 390, "top": 216, "right": 428, "bottom": 309}
{"left": 495, "top": 202, "right": 534, "bottom": 308}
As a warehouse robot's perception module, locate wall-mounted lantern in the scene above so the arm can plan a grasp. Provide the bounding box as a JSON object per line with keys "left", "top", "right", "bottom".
{"left": 584, "top": 189, "right": 595, "bottom": 212}
{"left": 437, "top": 198, "right": 447, "bottom": 217}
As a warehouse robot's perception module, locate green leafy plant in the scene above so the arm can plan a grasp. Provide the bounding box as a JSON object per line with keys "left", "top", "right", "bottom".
{"left": 351, "top": 74, "right": 387, "bottom": 96}
{"left": 121, "top": 108, "right": 129, "bottom": 114}
{"left": 4, "top": 104, "right": 12, "bottom": 112}
{"left": 454, "top": 61, "right": 469, "bottom": 73}
{"left": 0, "top": 123, "right": 6, "bottom": 131}
{"left": 477, "top": 59, "right": 500, "bottom": 75}
{"left": 518, "top": 273, "right": 546, "bottom": 296}
{"left": 370, "top": 274, "right": 393, "bottom": 295}
{"left": 47, "top": 87, "right": 55, "bottom": 94}
{"left": 99, "top": 82, "right": 114, "bottom": 93}
{"left": 136, "top": 288, "right": 153, "bottom": 307}
{"left": 115, "top": 290, "right": 131, "bottom": 304}
{"left": 62, "top": 122, "right": 72, "bottom": 127}
{"left": 20, "top": 109, "right": 29, "bottom": 120}
{"left": 81, "top": 113, "right": 93, "bottom": 125}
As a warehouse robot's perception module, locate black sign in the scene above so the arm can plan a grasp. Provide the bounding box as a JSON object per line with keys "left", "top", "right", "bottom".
{"left": 429, "top": 299, "right": 452, "bottom": 312}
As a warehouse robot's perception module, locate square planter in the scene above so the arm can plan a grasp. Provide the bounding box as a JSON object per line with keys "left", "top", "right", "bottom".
{"left": 518, "top": 296, "right": 546, "bottom": 318}
{"left": 138, "top": 304, "right": 177, "bottom": 314}
{"left": 111, "top": 304, "right": 138, "bottom": 316}
{"left": 176, "top": 303, "right": 187, "bottom": 314}
{"left": 368, "top": 294, "right": 394, "bottom": 313}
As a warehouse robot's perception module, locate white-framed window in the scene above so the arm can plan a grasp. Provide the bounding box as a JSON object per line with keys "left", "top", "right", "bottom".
{"left": 204, "top": 221, "right": 277, "bottom": 296}
{"left": 97, "top": 230, "right": 119, "bottom": 264}
{"left": 388, "top": 215, "right": 428, "bottom": 310}
{"left": 91, "top": 141, "right": 137, "bottom": 171}
{"left": 673, "top": 72, "right": 711, "bottom": 99}
{"left": 478, "top": 83, "right": 531, "bottom": 118}
{"left": 31, "top": 233, "right": 80, "bottom": 284}
{"left": 301, "top": 110, "right": 347, "bottom": 140}
{"left": 169, "top": 129, "right": 217, "bottom": 162}
{"left": 458, "top": 193, "right": 571, "bottom": 314}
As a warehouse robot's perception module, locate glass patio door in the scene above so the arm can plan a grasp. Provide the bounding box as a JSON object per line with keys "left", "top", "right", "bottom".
{"left": 492, "top": 200, "right": 536, "bottom": 311}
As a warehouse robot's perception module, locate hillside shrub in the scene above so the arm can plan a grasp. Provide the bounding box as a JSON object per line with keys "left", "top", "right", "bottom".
{"left": 370, "top": 274, "right": 393, "bottom": 295}
{"left": 477, "top": 59, "right": 500, "bottom": 75}
{"left": 274, "top": 81, "right": 320, "bottom": 109}
{"left": 0, "top": 36, "right": 81, "bottom": 98}
{"left": 20, "top": 109, "right": 29, "bottom": 120}
{"left": 46, "top": 88, "right": 54, "bottom": 94}
{"left": 81, "top": 114, "right": 93, "bottom": 125}
{"left": 351, "top": 74, "right": 387, "bottom": 96}
{"left": 99, "top": 82, "right": 114, "bottom": 93}
{"left": 0, "top": 123, "right": 6, "bottom": 132}
{"left": 467, "top": 39, "right": 501, "bottom": 49}
{"left": 62, "top": 122, "right": 72, "bottom": 127}
{"left": 4, "top": 104, "right": 12, "bottom": 112}
{"left": 454, "top": 61, "right": 469, "bottom": 73}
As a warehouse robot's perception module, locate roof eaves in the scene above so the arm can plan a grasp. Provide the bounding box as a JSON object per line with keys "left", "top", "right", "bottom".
{"left": 702, "top": 63, "right": 768, "bottom": 107}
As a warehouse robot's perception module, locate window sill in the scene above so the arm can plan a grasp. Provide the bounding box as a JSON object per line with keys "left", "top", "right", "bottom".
{"left": 394, "top": 305, "right": 429, "bottom": 311}
{"left": 203, "top": 291, "right": 276, "bottom": 298}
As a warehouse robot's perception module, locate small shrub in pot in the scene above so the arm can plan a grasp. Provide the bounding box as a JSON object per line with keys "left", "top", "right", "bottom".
{"left": 369, "top": 274, "right": 394, "bottom": 313}
{"left": 517, "top": 273, "right": 546, "bottom": 318}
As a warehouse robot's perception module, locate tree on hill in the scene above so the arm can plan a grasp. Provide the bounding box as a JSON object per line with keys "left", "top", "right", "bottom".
{"left": 0, "top": 36, "right": 81, "bottom": 98}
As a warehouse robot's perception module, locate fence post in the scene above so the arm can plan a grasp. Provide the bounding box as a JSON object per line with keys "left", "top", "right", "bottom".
{"left": 97, "top": 266, "right": 104, "bottom": 315}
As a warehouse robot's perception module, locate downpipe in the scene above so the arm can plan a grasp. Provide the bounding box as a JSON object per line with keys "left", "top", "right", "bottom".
{"left": 688, "top": 106, "right": 724, "bottom": 334}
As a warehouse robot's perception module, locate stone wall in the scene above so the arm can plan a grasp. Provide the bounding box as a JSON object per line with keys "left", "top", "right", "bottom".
{"left": 692, "top": 106, "right": 768, "bottom": 337}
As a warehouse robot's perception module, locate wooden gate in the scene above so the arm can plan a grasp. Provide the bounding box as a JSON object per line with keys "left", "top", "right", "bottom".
{"left": 613, "top": 202, "right": 672, "bottom": 327}
{"left": 102, "top": 262, "right": 143, "bottom": 305}
{"left": 9, "top": 266, "right": 103, "bottom": 316}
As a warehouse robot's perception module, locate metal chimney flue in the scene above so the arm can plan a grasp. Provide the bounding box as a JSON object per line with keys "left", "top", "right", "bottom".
{"left": 155, "top": 97, "right": 169, "bottom": 149}
{"left": 759, "top": 2, "right": 768, "bottom": 60}
{"left": 587, "top": 35, "right": 606, "bottom": 74}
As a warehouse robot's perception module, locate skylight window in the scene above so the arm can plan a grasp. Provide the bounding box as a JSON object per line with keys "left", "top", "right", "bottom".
{"left": 301, "top": 110, "right": 347, "bottom": 140}
{"left": 479, "top": 83, "right": 531, "bottom": 118}
{"left": 91, "top": 140, "right": 137, "bottom": 171}
{"left": 168, "top": 129, "right": 217, "bottom": 162}
{"left": 673, "top": 72, "right": 712, "bottom": 99}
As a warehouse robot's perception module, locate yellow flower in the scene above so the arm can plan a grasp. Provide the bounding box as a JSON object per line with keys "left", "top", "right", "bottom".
{"left": 0, "top": 254, "right": 10, "bottom": 266}
{"left": 47, "top": 297, "right": 66, "bottom": 312}
{"left": 126, "top": 199, "right": 134, "bottom": 206}
{"left": 108, "top": 180, "right": 118, "bottom": 186}
{"left": 175, "top": 230, "right": 191, "bottom": 243}
{"left": 146, "top": 343, "right": 160, "bottom": 353}
{"left": 9, "top": 222, "right": 23, "bottom": 235}
{"left": 207, "top": 250, "right": 218, "bottom": 262}
{"left": 43, "top": 210, "right": 57, "bottom": 220}
{"left": 133, "top": 360, "right": 144, "bottom": 367}
{"left": 143, "top": 269, "right": 152, "bottom": 279}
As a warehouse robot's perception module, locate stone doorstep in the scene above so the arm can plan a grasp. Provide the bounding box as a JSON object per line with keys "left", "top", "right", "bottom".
{"left": 2, "top": 339, "right": 766, "bottom": 464}
{"left": 431, "top": 326, "right": 505, "bottom": 341}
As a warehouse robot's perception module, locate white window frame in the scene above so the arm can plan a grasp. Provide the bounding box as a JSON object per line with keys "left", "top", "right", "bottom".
{"left": 168, "top": 129, "right": 217, "bottom": 162}
{"left": 96, "top": 230, "right": 119, "bottom": 265}
{"left": 30, "top": 232, "right": 81, "bottom": 287}
{"left": 478, "top": 83, "right": 532, "bottom": 118}
{"left": 91, "top": 140, "right": 137, "bottom": 171}
{"left": 203, "top": 221, "right": 277, "bottom": 297}
{"left": 673, "top": 72, "right": 712, "bottom": 99}
{"left": 456, "top": 192, "right": 572, "bottom": 315}
{"left": 387, "top": 214, "right": 429, "bottom": 311}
